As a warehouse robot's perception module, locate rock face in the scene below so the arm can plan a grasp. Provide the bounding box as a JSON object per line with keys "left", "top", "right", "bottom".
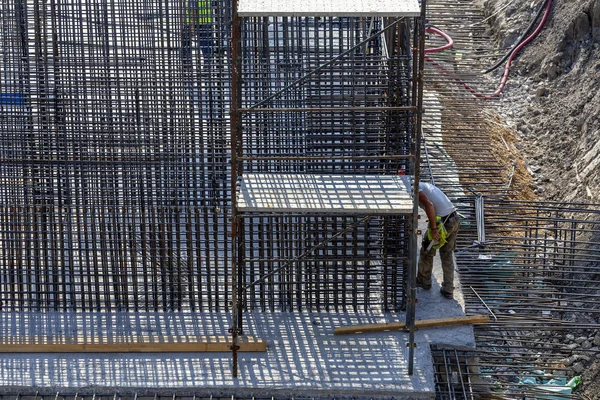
{"left": 482, "top": 0, "right": 600, "bottom": 206}
{"left": 590, "top": 0, "right": 600, "bottom": 41}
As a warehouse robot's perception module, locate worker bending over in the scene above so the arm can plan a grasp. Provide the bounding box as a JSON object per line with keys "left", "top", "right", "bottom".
{"left": 415, "top": 182, "right": 460, "bottom": 299}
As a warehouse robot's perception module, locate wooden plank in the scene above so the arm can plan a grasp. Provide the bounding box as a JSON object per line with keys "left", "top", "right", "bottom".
{"left": 334, "top": 314, "right": 489, "bottom": 335}
{"left": 0, "top": 336, "right": 266, "bottom": 353}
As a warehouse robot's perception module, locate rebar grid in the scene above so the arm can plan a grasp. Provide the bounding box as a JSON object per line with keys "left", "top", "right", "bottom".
{"left": 236, "top": 16, "right": 416, "bottom": 312}
{"left": 424, "top": 1, "right": 599, "bottom": 397}
{"left": 1, "top": 2, "right": 419, "bottom": 313}
{"left": 240, "top": 214, "right": 410, "bottom": 312}
{"left": 240, "top": 17, "right": 412, "bottom": 173}
{"left": 422, "top": 1, "right": 509, "bottom": 198}
{"left": 431, "top": 198, "right": 600, "bottom": 398}
{"left": 0, "top": 0, "right": 234, "bottom": 312}
{"left": 431, "top": 345, "right": 578, "bottom": 400}
{"left": 424, "top": 0, "right": 600, "bottom": 333}
{"left": 457, "top": 198, "right": 600, "bottom": 323}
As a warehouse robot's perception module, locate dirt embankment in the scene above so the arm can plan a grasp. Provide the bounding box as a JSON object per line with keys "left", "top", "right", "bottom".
{"left": 483, "top": 0, "right": 600, "bottom": 204}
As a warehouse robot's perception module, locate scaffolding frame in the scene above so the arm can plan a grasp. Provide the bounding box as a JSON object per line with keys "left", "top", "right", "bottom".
{"left": 229, "top": 0, "right": 428, "bottom": 376}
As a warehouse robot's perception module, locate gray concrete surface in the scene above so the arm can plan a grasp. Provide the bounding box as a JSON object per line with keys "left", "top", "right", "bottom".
{"left": 0, "top": 255, "right": 471, "bottom": 399}
{"left": 0, "top": 310, "right": 432, "bottom": 398}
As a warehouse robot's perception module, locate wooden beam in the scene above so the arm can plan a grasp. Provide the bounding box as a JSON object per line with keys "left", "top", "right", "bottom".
{"left": 0, "top": 336, "right": 266, "bottom": 353}
{"left": 334, "top": 314, "right": 489, "bottom": 335}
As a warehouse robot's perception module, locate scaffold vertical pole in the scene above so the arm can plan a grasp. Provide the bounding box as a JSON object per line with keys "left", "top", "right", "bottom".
{"left": 407, "top": 0, "right": 428, "bottom": 376}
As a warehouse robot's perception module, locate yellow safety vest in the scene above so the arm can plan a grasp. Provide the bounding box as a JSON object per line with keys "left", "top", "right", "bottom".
{"left": 186, "top": 1, "right": 212, "bottom": 24}
{"left": 427, "top": 216, "right": 448, "bottom": 249}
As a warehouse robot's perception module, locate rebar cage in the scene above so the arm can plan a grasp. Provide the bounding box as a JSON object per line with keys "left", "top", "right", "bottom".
{"left": 0, "top": 0, "right": 234, "bottom": 311}
{"left": 433, "top": 199, "right": 600, "bottom": 399}
{"left": 0, "top": 1, "right": 417, "bottom": 312}
{"left": 237, "top": 15, "right": 415, "bottom": 312}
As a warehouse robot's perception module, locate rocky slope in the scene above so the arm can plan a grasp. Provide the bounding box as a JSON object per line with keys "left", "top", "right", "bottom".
{"left": 483, "top": 0, "right": 600, "bottom": 205}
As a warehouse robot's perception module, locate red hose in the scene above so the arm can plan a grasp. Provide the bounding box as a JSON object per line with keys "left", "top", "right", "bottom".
{"left": 425, "top": 26, "right": 454, "bottom": 54}
{"left": 425, "top": 0, "right": 552, "bottom": 100}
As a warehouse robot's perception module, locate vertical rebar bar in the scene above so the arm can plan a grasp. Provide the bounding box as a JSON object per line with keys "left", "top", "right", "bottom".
{"left": 230, "top": 0, "right": 242, "bottom": 379}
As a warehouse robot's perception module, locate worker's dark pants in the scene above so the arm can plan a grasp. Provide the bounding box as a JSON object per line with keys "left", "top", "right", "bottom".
{"left": 417, "top": 214, "right": 460, "bottom": 293}
{"left": 182, "top": 24, "right": 213, "bottom": 67}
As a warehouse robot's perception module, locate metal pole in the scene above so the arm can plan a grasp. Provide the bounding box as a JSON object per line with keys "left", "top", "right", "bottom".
{"left": 407, "top": 0, "right": 427, "bottom": 376}
{"left": 230, "top": 0, "right": 242, "bottom": 379}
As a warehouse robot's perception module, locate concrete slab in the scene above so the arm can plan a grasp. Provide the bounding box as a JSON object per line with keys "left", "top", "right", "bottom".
{"left": 238, "top": 0, "right": 421, "bottom": 17}
{"left": 238, "top": 173, "right": 413, "bottom": 215}
{"left": 0, "top": 198, "right": 473, "bottom": 398}
{"left": 0, "top": 311, "right": 430, "bottom": 398}
{"left": 410, "top": 190, "right": 474, "bottom": 349}
{"left": 0, "top": 278, "right": 472, "bottom": 398}
{"left": 413, "top": 264, "right": 474, "bottom": 349}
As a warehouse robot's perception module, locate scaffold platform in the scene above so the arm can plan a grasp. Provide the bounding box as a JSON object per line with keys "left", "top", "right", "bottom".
{"left": 238, "top": 174, "right": 413, "bottom": 215}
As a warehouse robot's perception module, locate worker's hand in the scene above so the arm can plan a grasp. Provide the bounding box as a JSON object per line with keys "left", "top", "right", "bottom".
{"left": 430, "top": 228, "right": 441, "bottom": 242}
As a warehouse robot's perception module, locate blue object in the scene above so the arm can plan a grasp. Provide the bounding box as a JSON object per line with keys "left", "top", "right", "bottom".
{"left": 1, "top": 93, "right": 25, "bottom": 106}
{"left": 535, "top": 384, "right": 572, "bottom": 400}
{"left": 521, "top": 376, "right": 537, "bottom": 385}
{"left": 546, "top": 378, "right": 567, "bottom": 385}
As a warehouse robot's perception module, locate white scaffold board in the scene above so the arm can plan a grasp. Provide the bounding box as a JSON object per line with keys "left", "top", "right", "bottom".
{"left": 238, "top": 0, "right": 421, "bottom": 17}
{"left": 238, "top": 173, "right": 413, "bottom": 215}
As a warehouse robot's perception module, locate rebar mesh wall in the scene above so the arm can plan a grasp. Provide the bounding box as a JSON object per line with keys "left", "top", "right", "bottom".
{"left": 239, "top": 17, "right": 414, "bottom": 312}
{"left": 0, "top": 0, "right": 233, "bottom": 311}
{"left": 456, "top": 198, "right": 600, "bottom": 318}
{"left": 0, "top": 2, "right": 416, "bottom": 312}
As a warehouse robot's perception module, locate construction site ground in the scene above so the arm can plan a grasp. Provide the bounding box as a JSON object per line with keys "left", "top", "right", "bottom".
{"left": 1, "top": 0, "right": 599, "bottom": 398}
{"left": 482, "top": 1, "right": 600, "bottom": 398}
{"left": 0, "top": 248, "right": 471, "bottom": 399}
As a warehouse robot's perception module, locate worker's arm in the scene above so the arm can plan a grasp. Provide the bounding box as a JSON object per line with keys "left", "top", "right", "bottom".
{"left": 418, "top": 191, "right": 441, "bottom": 242}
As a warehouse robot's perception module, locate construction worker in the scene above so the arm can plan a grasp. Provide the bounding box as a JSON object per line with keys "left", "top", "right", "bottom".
{"left": 415, "top": 182, "right": 460, "bottom": 299}
{"left": 181, "top": 0, "right": 213, "bottom": 67}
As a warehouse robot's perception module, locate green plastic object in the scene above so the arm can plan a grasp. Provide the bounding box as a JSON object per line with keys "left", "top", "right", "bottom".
{"left": 567, "top": 375, "right": 582, "bottom": 388}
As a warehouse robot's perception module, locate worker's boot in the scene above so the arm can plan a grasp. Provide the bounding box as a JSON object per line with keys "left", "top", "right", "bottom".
{"left": 416, "top": 277, "right": 431, "bottom": 290}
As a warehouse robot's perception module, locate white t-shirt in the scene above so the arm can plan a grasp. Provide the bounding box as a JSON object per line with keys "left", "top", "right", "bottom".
{"left": 418, "top": 182, "right": 455, "bottom": 217}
